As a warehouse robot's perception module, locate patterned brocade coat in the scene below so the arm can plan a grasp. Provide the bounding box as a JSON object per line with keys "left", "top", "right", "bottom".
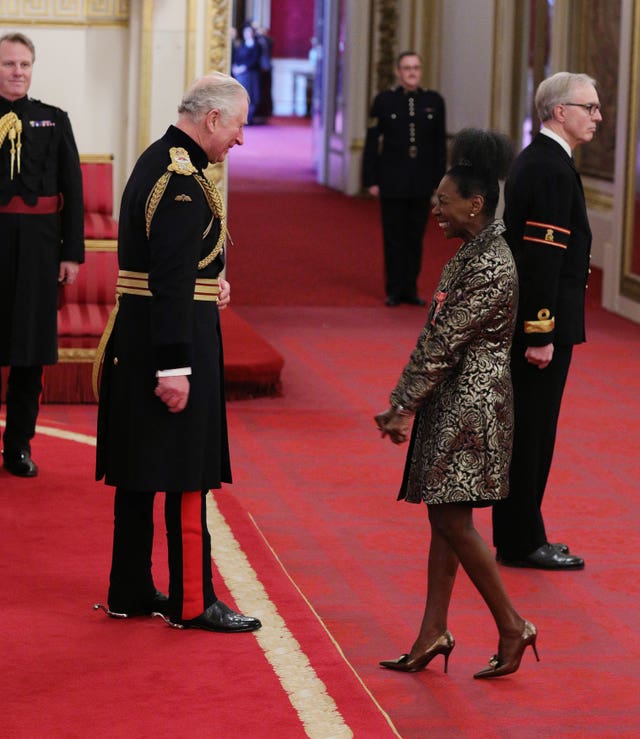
{"left": 390, "top": 221, "right": 518, "bottom": 505}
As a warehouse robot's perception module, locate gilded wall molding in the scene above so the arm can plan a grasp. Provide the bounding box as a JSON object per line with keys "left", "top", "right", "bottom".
{"left": 571, "top": 0, "right": 620, "bottom": 181}
{"left": 206, "top": 0, "right": 231, "bottom": 73}
{"left": 205, "top": 0, "right": 231, "bottom": 190}
{"left": 0, "top": 0, "right": 129, "bottom": 25}
{"left": 375, "top": 0, "right": 399, "bottom": 92}
{"left": 137, "top": 0, "right": 153, "bottom": 155}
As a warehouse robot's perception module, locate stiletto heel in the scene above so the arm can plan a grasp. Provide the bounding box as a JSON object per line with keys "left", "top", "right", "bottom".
{"left": 380, "top": 631, "right": 455, "bottom": 673}
{"left": 473, "top": 620, "right": 539, "bottom": 679}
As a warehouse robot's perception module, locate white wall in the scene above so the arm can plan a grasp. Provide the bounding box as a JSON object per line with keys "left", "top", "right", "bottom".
{"left": 439, "top": 0, "right": 495, "bottom": 132}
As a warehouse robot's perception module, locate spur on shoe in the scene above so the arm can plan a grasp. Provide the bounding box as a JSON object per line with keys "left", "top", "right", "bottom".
{"left": 2, "top": 448, "right": 38, "bottom": 477}
{"left": 178, "top": 599, "right": 261, "bottom": 633}
{"left": 380, "top": 631, "right": 455, "bottom": 673}
{"left": 498, "top": 543, "right": 584, "bottom": 570}
{"left": 94, "top": 589, "right": 170, "bottom": 618}
{"left": 474, "top": 620, "right": 539, "bottom": 679}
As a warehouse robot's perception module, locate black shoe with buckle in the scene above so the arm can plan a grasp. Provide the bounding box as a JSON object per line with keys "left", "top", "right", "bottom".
{"left": 2, "top": 449, "right": 38, "bottom": 477}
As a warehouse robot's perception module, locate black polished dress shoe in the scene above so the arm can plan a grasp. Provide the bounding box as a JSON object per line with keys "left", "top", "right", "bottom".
{"left": 385, "top": 295, "right": 401, "bottom": 307}
{"left": 95, "top": 590, "right": 170, "bottom": 618}
{"left": 2, "top": 449, "right": 38, "bottom": 477}
{"left": 180, "top": 599, "right": 262, "bottom": 633}
{"left": 403, "top": 296, "right": 427, "bottom": 306}
{"left": 498, "top": 543, "right": 584, "bottom": 570}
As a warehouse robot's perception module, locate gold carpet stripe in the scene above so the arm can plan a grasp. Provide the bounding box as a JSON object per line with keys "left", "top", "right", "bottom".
{"left": 246, "top": 511, "right": 401, "bottom": 738}
{"left": 207, "top": 495, "right": 357, "bottom": 739}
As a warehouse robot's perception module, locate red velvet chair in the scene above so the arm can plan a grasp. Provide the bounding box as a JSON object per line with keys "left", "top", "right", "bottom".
{"left": 42, "top": 156, "right": 118, "bottom": 403}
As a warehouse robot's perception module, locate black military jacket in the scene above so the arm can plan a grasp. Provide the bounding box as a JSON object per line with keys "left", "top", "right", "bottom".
{"left": 362, "top": 86, "right": 446, "bottom": 198}
{"left": 0, "top": 94, "right": 84, "bottom": 365}
{"left": 504, "top": 134, "right": 592, "bottom": 347}
{"left": 96, "top": 126, "right": 231, "bottom": 491}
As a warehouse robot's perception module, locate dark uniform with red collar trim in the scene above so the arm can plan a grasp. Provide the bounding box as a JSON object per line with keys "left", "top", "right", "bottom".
{"left": 492, "top": 133, "right": 591, "bottom": 562}
{"left": 362, "top": 85, "right": 446, "bottom": 303}
{"left": 96, "top": 126, "right": 232, "bottom": 623}
{"left": 0, "top": 94, "right": 84, "bottom": 463}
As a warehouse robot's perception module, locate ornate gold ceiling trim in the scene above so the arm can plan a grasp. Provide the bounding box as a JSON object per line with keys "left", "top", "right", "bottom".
{"left": 0, "top": 0, "right": 129, "bottom": 24}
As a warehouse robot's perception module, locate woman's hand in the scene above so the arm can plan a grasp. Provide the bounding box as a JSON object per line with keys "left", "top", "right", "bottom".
{"left": 374, "top": 407, "right": 414, "bottom": 445}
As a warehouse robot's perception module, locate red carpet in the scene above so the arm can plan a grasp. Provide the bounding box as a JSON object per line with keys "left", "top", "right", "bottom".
{"left": 2, "top": 119, "right": 640, "bottom": 737}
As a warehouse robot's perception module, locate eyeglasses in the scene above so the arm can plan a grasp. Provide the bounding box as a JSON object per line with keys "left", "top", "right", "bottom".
{"left": 562, "top": 102, "right": 601, "bottom": 116}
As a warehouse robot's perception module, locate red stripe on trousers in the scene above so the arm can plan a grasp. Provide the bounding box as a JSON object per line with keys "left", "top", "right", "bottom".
{"left": 180, "top": 491, "right": 205, "bottom": 620}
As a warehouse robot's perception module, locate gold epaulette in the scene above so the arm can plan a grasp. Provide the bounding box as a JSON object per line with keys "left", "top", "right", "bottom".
{"left": 524, "top": 308, "right": 555, "bottom": 334}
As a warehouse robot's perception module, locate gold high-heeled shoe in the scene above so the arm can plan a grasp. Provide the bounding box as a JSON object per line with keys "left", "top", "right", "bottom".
{"left": 473, "top": 620, "right": 539, "bottom": 679}
{"left": 380, "top": 631, "right": 455, "bottom": 673}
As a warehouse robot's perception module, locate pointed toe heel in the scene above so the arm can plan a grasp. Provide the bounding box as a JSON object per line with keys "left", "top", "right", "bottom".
{"left": 380, "top": 631, "right": 455, "bottom": 673}
{"left": 474, "top": 620, "right": 539, "bottom": 679}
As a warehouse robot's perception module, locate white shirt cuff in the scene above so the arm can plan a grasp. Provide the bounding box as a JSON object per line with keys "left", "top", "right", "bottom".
{"left": 156, "top": 367, "right": 192, "bottom": 377}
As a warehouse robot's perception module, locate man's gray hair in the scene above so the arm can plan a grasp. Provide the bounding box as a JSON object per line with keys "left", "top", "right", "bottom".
{"left": 535, "top": 71, "right": 597, "bottom": 122}
{"left": 178, "top": 71, "right": 248, "bottom": 121}
{"left": 0, "top": 32, "right": 36, "bottom": 61}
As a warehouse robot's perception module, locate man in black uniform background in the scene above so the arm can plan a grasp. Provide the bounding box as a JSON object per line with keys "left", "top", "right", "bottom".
{"left": 95, "top": 72, "right": 261, "bottom": 633}
{"left": 0, "top": 32, "right": 84, "bottom": 477}
{"left": 362, "top": 51, "right": 446, "bottom": 306}
{"left": 493, "top": 72, "right": 602, "bottom": 570}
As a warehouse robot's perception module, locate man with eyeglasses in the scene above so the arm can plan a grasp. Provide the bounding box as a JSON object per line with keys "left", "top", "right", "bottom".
{"left": 362, "top": 51, "right": 446, "bottom": 307}
{"left": 493, "top": 72, "right": 602, "bottom": 570}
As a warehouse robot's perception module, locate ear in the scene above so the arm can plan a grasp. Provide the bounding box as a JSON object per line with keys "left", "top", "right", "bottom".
{"left": 205, "top": 108, "right": 220, "bottom": 131}
{"left": 553, "top": 103, "right": 567, "bottom": 123}
{"left": 470, "top": 194, "right": 484, "bottom": 214}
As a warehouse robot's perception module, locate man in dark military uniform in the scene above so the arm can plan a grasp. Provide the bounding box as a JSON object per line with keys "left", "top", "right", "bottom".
{"left": 493, "top": 72, "right": 602, "bottom": 570}
{"left": 94, "top": 72, "right": 261, "bottom": 633}
{"left": 362, "top": 51, "right": 446, "bottom": 306}
{"left": 0, "top": 32, "right": 84, "bottom": 477}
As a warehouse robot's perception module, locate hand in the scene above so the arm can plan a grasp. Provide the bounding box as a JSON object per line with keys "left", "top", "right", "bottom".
{"left": 58, "top": 261, "right": 80, "bottom": 285}
{"left": 368, "top": 185, "right": 380, "bottom": 197}
{"left": 374, "top": 407, "right": 413, "bottom": 445}
{"left": 155, "top": 375, "right": 189, "bottom": 413}
{"left": 218, "top": 277, "right": 231, "bottom": 310}
{"left": 525, "top": 343, "right": 554, "bottom": 370}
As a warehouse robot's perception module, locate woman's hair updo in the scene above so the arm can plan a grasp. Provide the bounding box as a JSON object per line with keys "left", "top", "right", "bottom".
{"left": 446, "top": 128, "right": 514, "bottom": 219}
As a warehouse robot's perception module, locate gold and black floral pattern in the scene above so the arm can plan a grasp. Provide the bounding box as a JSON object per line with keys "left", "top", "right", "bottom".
{"left": 390, "top": 220, "right": 518, "bottom": 505}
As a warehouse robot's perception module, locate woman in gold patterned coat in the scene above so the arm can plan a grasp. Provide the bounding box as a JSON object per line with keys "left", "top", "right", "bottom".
{"left": 376, "top": 130, "right": 539, "bottom": 679}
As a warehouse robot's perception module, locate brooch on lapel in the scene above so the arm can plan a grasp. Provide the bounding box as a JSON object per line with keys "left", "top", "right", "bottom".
{"left": 431, "top": 291, "right": 447, "bottom": 326}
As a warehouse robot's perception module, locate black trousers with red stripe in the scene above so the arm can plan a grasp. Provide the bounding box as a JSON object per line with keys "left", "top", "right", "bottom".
{"left": 108, "top": 488, "right": 216, "bottom": 622}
